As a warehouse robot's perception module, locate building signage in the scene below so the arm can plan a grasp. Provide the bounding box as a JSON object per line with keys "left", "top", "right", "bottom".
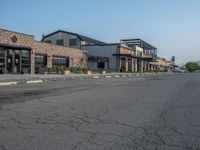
{"left": 11, "top": 35, "right": 18, "bottom": 43}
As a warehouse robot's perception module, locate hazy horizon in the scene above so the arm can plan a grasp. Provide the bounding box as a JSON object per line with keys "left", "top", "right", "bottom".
{"left": 1, "top": 0, "right": 200, "bottom": 65}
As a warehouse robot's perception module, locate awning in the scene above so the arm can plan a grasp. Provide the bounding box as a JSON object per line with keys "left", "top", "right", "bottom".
{"left": 112, "top": 54, "right": 142, "bottom": 59}
{"left": 0, "top": 43, "right": 32, "bottom": 50}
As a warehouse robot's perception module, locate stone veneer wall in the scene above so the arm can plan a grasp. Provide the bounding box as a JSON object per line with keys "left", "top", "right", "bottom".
{"left": 0, "top": 29, "right": 86, "bottom": 74}
{"left": 0, "top": 29, "right": 35, "bottom": 48}
{"left": 32, "top": 42, "right": 86, "bottom": 73}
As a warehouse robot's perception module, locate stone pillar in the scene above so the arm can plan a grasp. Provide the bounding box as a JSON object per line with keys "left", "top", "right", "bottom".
{"left": 30, "top": 51, "right": 35, "bottom": 74}
{"left": 135, "top": 59, "right": 138, "bottom": 72}
{"left": 132, "top": 58, "right": 134, "bottom": 72}
{"left": 47, "top": 54, "right": 52, "bottom": 68}
{"left": 116, "top": 56, "right": 120, "bottom": 72}
{"left": 141, "top": 60, "right": 144, "bottom": 72}
{"left": 125, "top": 57, "right": 128, "bottom": 72}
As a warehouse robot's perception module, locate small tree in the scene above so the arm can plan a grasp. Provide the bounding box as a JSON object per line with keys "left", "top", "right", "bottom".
{"left": 185, "top": 62, "right": 200, "bottom": 72}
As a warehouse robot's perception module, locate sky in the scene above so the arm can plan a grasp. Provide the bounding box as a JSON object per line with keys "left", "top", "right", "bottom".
{"left": 1, "top": 0, "right": 200, "bottom": 65}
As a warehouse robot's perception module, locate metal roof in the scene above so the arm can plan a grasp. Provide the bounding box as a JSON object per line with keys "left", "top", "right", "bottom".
{"left": 41, "top": 30, "right": 106, "bottom": 45}
{"left": 120, "top": 39, "right": 157, "bottom": 50}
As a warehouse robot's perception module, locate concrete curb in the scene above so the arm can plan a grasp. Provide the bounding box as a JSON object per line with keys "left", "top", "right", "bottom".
{"left": 93, "top": 76, "right": 100, "bottom": 79}
{"left": 105, "top": 76, "right": 112, "bottom": 79}
{"left": 0, "top": 72, "right": 157, "bottom": 86}
{"left": 0, "top": 82, "right": 18, "bottom": 86}
{"left": 26, "top": 80, "right": 43, "bottom": 84}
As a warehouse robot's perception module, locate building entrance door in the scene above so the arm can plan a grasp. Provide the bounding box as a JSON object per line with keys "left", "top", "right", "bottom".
{"left": 0, "top": 47, "right": 30, "bottom": 74}
{"left": 7, "top": 49, "right": 20, "bottom": 73}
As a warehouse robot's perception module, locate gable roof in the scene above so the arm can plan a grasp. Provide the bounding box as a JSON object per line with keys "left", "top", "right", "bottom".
{"left": 41, "top": 30, "right": 106, "bottom": 45}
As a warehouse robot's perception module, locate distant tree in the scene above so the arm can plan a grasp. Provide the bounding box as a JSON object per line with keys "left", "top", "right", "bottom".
{"left": 185, "top": 62, "right": 200, "bottom": 72}
{"left": 171, "top": 56, "right": 176, "bottom": 64}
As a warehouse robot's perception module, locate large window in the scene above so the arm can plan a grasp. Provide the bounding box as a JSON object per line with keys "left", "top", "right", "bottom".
{"left": 52, "top": 56, "right": 69, "bottom": 67}
{"left": 0, "top": 47, "right": 5, "bottom": 72}
{"left": 69, "top": 39, "right": 77, "bottom": 46}
{"left": 21, "top": 50, "right": 30, "bottom": 73}
{"left": 56, "top": 39, "right": 64, "bottom": 46}
{"left": 97, "top": 62, "right": 105, "bottom": 69}
{"left": 35, "top": 54, "right": 47, "bottom": 68}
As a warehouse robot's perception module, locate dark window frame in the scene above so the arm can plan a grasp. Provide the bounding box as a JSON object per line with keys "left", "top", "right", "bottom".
{"left": 69, "top": 39, "right": 77, "bottom": 46}
{"left": 52, "top": 56, "right": 69, "bottom": 67}
{"left": 56, "top": 39, "right": 64, "bottom": 46}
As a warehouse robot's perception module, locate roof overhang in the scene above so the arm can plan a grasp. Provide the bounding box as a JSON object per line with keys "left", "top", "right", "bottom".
{"left": 0, "top": 43, "right": 32, "bottom": 50}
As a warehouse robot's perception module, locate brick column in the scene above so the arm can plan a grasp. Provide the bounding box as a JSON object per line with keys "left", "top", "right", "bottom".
{"left": 47, "top": 54, "right": 52, "bottom": 68}
{"left": 135, "top": 59, "right": 138, "bottom": 72}
{"left": 116, "top": 56, "right": 120, "bottom": 72}
{"left": 132, "top": 58, "right": 134, "bottom": 72}
{"left": 30, "top": 50, "right": 35, "bottom": 74}
{"left": 125, "top": 57, "right": 128, "bottom": 72}
{"left": 141, "top": 60, "right": 144, "bottom": 72}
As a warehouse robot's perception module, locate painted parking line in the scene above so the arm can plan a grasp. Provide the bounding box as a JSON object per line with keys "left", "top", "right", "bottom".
{"left": 0, "top": 82, "right": 18, "bottom": 86}
{"left": 105, "top": 76, "right": 112, "bottom": 79}
{"left": 93, "top": 76, "right": 99, "bottom": 79}
{"left": 115, "top": 75, "right": 120, "bottom": 78}
{"left": 26, "top": 80, "right": 43, "bottom": 84}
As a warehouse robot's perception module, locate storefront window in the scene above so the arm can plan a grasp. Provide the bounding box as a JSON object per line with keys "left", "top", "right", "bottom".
{"left": 52, "top": 56, "right": 69, "bottom": 67}
{"left": 0, "top": 48, "right": 30, "bottom": 74}
{"left": 21, "top": 50, "right": 30, "bottom": 73}
{"left": 0, "top": 47, "right": 5, "bottom": 73}
{"left": 35, "top": 54, "right": 47, "bottom": 68}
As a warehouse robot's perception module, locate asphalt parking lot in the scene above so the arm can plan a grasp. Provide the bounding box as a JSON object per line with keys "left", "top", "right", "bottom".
{"left": 0, "top": 73, "right": 200, "bottom": 150}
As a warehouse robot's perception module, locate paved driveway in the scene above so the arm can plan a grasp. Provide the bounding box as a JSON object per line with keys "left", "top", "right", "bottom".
{"left": 0, "top": 74, "right": 200, "bottom": 150}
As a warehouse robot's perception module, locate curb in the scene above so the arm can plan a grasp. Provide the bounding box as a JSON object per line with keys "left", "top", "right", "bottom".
{"left": 105, "top": 76, "right": 112, "bottom": 79}
{"left": 0, "top": 73, "right": 157, "bottom": 86}
{"left": 26, "top": 80, "right": 43, "bottom": 84}
{"left": 93, "top": 76, "right": 100, "bottom": 79}
{"left": 0, "top": 82, "right": 18, "bottom": 86}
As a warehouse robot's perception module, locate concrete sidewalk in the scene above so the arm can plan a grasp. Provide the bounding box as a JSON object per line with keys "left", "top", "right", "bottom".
{"left": 0, "top": 72, "right": 156, "bottom": 86}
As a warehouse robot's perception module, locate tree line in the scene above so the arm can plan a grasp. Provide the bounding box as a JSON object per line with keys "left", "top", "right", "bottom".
{"left": 185, "top": 62, "right": 200, "bottom": 72}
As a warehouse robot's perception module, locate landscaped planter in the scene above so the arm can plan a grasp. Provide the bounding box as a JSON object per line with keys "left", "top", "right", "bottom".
{"left": 86, "top": 70, "right": 92, "bottom": 75}
{"left": 102, "top": 71, "right": 106, "bottom": 74}
{"left": 64, "top": 70, "right": 70, "bottom": 75}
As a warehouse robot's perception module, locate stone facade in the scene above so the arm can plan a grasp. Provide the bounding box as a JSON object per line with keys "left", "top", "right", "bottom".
{"left": 0, "top": 29, "right": 86, "bottom": 74}
{"left": 0, "top": 29, "right": 34, "bottom": 48}
{"left": 157, "top": 58, "right": 170, "bottom": 72}
{"left": 116, "top": 46, "right": 138, "bottom": 72}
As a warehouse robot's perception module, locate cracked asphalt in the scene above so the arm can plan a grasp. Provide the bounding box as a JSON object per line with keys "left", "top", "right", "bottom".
{"left": 0, "top": 73, "right": 200, "bottom": 150}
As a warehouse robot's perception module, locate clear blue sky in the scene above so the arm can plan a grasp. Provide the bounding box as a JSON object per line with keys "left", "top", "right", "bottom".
{"left": 1, "top": 0, "right": 200, "bottom": 65}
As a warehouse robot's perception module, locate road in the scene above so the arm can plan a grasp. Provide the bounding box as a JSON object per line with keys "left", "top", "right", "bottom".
{"left": 0, "top": 73, "right": 200, "bottom": 150}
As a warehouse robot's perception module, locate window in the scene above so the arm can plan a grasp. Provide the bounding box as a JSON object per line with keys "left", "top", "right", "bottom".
{"left": 0, "top": 48, "right": 5, "bottom": 71}
{"left": 21, "top": 50, "right": 30, "bottom": 73}
{"left": 35, "top": 54, "right": 47, "bottom": 68}
{"left": 52, "top": 56, "right": 69, "bottom": 67}
{"left": 69, "top": 39, "right": 77, "bottom": 46}
{"left": 97, "top": 62, "right": 105, "bottom": 69}
{"left": 56, "top": 39, "right": 64, "bottom": 46}
{"left": 45, "top": 40, "right": 51, "bottom": 44}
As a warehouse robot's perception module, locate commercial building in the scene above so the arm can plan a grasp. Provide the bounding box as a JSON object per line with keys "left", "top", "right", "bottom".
{"left": 41, "top": 30, "right": 106, "bottom": 49}
{"left": 82, "top": 39, "right": 157, "bottom": 72}
{"left": 42, "top": 30, "right": 158, "bottom": 73}
{"left": 156, "top": 57, "right": 171, "bottom": 72}
{"left": 0, "top": 29, "right": 86, "bottom": 74}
